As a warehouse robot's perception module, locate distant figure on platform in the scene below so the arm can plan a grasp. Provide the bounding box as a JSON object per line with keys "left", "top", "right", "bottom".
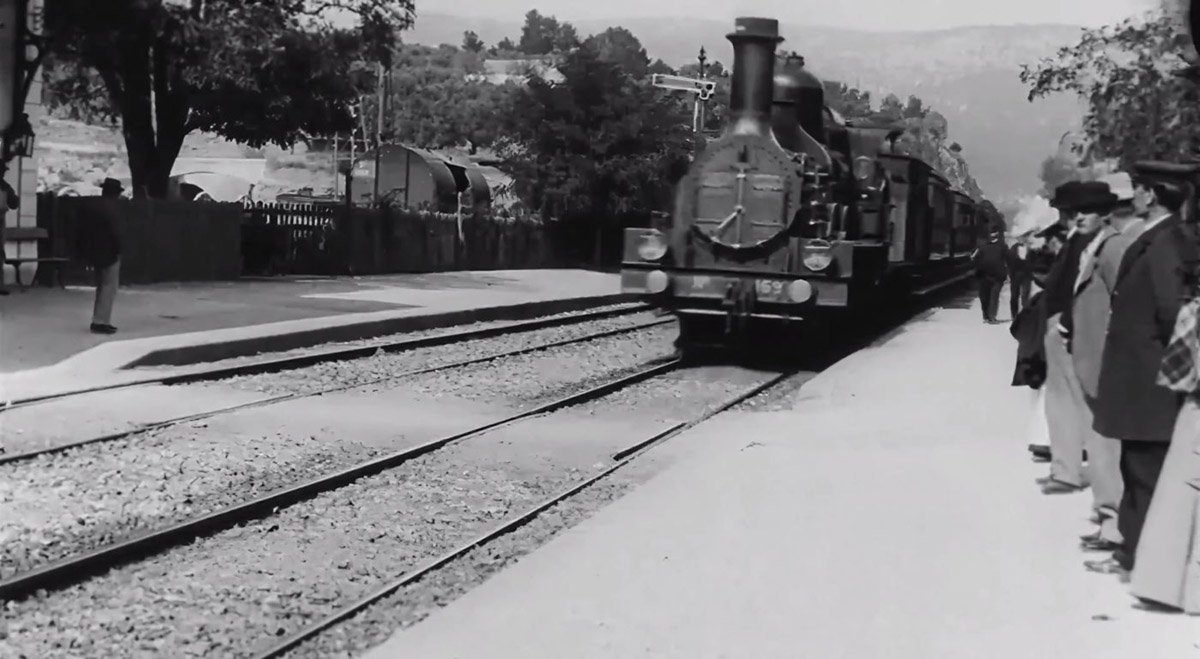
{"left": 972, "top": 228, "right": 1008, "bottom": 323}
{"left": 1006, "top": 231, "right": 1034, "bottom": 318}
{"left": 80, "top": 178, "right": 123, "bottom": 334}
{"left": 0, "top": 163, "right": 20, "bottom": 296}
{"left": 1087, "top": 170, "right": 1189, "bottom": 576}
{"left": 1019, "top": 221, "right": 1068, "bottom": 464}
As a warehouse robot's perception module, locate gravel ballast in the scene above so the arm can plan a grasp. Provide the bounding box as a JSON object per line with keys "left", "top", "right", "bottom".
{"left": 207, "top": 306, "right": 659, "bottom": 392}
{"left": 1, "top": 366, "right": 774, "bottom": 659}
{"left": 0, "top": 320, "right": 676, "bottom": 583}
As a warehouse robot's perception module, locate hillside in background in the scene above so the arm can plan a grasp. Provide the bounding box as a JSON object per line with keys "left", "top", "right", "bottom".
{"left": 404, "top": 13, "right": 1088, "bottom": 203}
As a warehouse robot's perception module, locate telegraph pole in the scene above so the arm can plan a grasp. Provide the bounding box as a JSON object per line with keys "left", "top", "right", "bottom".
{"left": 695, "top": 47, "right": 708, "bottom": 134}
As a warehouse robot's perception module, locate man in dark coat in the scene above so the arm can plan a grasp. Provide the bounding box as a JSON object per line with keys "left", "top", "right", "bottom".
{"left": 972, "top": 227, "right": 1008, "bottom": 322}
{"left": 79, "top": 177, "right": 123, "bottom": 334}
{"left": 1006, "top": 230, "right": 1035, "bottom": 319}
{"left": 1086, "top": 169, "right": 1189, "bottom": 575}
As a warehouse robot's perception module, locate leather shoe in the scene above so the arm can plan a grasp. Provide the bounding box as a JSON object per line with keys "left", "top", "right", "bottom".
{"left": 90, "top": 323, "right": 118, "bottom": 335}
{"left": 1041, "top": 479, "right": 1083, "bottom": 494}
{"left": 1084, "top": 557, "right": 1128, "bottom": 576}
{"left": 1080, "top": 537, "right": 1122, "bottom": 552}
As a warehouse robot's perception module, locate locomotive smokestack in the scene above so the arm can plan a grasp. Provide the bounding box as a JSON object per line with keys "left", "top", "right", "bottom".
{"left": 727, "top": 17, "right": 784, "bottom": 136}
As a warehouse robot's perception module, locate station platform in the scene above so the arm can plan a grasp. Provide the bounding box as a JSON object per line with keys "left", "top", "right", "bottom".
{"left": 0, "top": 270, "right": 625, "bottom": 400}
{"left": 364, "top": 296, "right": 1198, "bottom": 659}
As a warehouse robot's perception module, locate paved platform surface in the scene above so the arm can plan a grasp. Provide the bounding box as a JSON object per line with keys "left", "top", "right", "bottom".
{"left": 0, "top": 270, "right": 622, "bottom": 399}
{"left": 364, "top": 296, "right": 1199, "bottom": 659}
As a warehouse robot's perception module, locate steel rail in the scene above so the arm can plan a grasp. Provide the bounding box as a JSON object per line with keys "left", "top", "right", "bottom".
{"left": 0, "top": 317, "right": 674, "bottom": 466}
{"left": 252, "top": 368, "right": 800, "bottom": 659}
{"left": 0, "top": 358, "right": 683, "bottom": 601}
{"left": 0, "top": 303, "right": 652, "bottom": 412}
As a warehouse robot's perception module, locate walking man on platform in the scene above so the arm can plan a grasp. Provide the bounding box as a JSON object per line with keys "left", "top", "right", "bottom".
{"left": 1060, "top": 173, "right": 1142, "bottom": 551}
{"left": 1006, "top": 231, "right": 1034, "bottom": 318}
{"left": 1086, "top": 167, "right": 1189, "bottom": 576}
{"left": 972, "top": 227, "right": 1008, "bottom": 323}
{"left": 1038, "top": 180, "right": 1108, "bottom": 495}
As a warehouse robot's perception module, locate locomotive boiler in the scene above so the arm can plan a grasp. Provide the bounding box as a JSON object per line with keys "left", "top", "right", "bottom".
{"left": 620, "top": 16, "right": 997, "bottom": 351}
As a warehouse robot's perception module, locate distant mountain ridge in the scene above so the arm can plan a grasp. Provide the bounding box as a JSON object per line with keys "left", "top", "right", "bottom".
{"left": 404, "top": 12, "right": 1088, "bottom": 203}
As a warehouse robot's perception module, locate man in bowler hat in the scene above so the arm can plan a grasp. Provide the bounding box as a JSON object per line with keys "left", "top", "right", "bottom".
{"left": 83, "top": 178, "right": 123, "bottom": 333}
{"left": 1038, "top": 180, "right": 1110, "bottom": 494}
{"left": 972, "top": 226, "right": 1008, "bottom": 323}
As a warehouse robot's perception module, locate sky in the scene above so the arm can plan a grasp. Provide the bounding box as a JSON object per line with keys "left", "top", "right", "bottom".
{"left": 433, "top": 0, "right": 1162, "bottom": 32}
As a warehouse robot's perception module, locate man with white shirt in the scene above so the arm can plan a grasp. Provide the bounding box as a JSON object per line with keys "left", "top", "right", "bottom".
{"left": 1006, "top": 230, "right": 1035, "bottom": 318}
{"left": 1086, "top": 165, "right": 1189, "bottom": 576}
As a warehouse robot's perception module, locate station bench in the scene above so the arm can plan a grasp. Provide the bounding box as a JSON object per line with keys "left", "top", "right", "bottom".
{"left": 3, "top": 227, "right": 68, "bottom": 290}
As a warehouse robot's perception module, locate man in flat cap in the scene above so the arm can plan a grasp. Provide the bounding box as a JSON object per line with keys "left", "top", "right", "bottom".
{"left": 1087, "top": 166, "right": 1190, "bottom": 576}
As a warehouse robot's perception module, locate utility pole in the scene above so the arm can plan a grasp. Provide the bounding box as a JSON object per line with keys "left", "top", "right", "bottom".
{"left": 695, "top": 47, "right": 708, "bottom": 135}
{"left": 372, "top": 61, "right": 384, "bottom": 203}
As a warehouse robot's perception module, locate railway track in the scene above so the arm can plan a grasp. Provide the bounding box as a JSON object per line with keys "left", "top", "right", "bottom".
{"left": 0, "top": 302, "right": 653, "bottom": 413}
{"left": 0, "top": 357, "right": 686, "bottom": 601}
{"left": 253, "top": 367, "right": 797, "bottom": 659}
{"left": 0, "top": 309, "right": 672, "bottom": 465}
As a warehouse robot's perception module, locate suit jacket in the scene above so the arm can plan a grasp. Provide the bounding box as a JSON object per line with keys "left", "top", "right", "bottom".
{"left": 1093, "top": 215, "right": 1188, "bottom": 442}
{"left": 76, "top": 199, "right": 122, "bottom": 269}
{"left": 972, "top": 240, "right": 1008, "bottom": 280}
{"left": 1069, "top": 226, "right": 1138, "bottom": 399}
{"left": 1006, "top": 243, "right": 1034, "bottom": 282}
{"left": 1042, "top": 231, "right": 1093, "bottom": 321}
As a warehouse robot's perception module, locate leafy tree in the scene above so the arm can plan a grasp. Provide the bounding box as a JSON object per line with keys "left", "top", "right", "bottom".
{"left": 1020, "top": 10, "right": 1200, "bottom": 167}
{"left": 496, "top": 43, "right": 693, "bottom": 257}
{"left": 462, "top": 30, "right": 485, "bottom": 53}
{"left": 873, "top": 93, "right": 906, "bottom": 124}
{"left": 583, "top": 27, "right": 650, "bottom": 78}
{"left": 902, "top": 95, "right": 928, "bottom": 120}
{"left": 44, "top": 0, "right": 410, "bottom": 198}
{"left": 648, "top": 59, "right": 674, "bottom": 75}
{"left": 517, "top": 9, "right": 579, "bottom": 55}
{"left": 353, "top": 43, "right": 509, "bottom": 154}
{"left": 824, "top": 81, "right": 871, "bottom": 119}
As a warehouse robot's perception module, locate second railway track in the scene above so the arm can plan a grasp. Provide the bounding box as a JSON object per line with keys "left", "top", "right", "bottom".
{"left": 1, "top": 359, "right": 808, "bottom": 659}
{"left": 0, "top": 307, "right": 672, "bottom": 464}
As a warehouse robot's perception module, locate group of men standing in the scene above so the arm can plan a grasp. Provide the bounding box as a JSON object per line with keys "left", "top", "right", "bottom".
{"left": 1007, "top": 164, "right": 1200, "bottom": 612}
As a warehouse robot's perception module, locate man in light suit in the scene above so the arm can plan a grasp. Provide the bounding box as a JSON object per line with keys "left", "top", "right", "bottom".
{"left": 1060, "top": 172, "right": 1145, "bottom": 552}
{"left": 1086, "top": 166, "right": 1190, "bottom": 576}
{"left": 1040, "top": 181, "right": 1110, "bottom": 494}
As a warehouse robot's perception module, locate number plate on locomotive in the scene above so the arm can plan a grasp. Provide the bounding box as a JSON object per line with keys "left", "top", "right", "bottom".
{"left": 754, "top": 279, "right": 788, "bottom": 300}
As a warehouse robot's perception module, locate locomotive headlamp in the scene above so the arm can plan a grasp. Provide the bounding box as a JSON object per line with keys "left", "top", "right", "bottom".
{"left": 853, "top": 156, "right": 874, "bottom": 182}
{"left": 637, "top": 229, "right": 669, "bottom": 261}
{"left": 802, "top": 239, "right": 834, "bottom": 272}
{"left": 646, "top": 270, "right": 671, "bottom": 294}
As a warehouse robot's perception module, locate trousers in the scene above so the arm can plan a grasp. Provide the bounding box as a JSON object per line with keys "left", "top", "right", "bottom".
{"left": 1131, "top": 397, "right": 1200, "bottom": 610}
{"left": 1117, "top": 440, "right": 1170, "bottom": 570}
{"left": 1083, "top": 394, "right": 1124, "bottom": 543}
{"left": 977, "top": 277, "right": 1002, "bottom": 321}
{"left": 92, "top": 259, "right": 120, "bottom": 325}
{"left": 1042, "top": 313, "right": 1091, "bottom": 487}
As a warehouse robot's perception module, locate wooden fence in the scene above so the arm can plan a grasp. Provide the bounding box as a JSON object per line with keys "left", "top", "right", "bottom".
{"left": 37, "top": 196, "right": 580, "bottom": 282}
{"left": 38, "top": 194, "right": 243, "bottom": 285}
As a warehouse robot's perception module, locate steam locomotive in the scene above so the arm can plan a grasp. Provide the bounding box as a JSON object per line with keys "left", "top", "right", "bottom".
{"left": 620, "top": 17, "right": 1002, "bottom": 350}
